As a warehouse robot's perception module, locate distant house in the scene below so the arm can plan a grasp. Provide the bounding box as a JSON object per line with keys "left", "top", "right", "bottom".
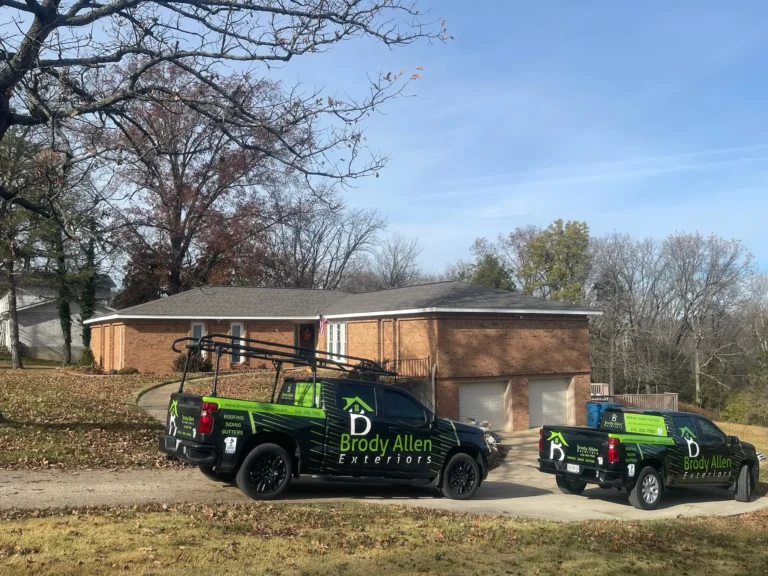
{"left": 85, "top": 281, "right": 601, "bottom": 431}
{"left": 0, "top": 275, "right": 115, "bottom": 361}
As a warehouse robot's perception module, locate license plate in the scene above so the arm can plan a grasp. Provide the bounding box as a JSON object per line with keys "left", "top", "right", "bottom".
{"left": 165, "top": 437, "right": 181, "bottom": 450}
{"left": 566, "top": 463, "right": 580, "bottom": 474}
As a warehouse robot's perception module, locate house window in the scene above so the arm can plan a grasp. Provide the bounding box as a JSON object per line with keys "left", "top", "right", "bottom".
{"left": 230, "top": 322, "right": 244, "bottom": 363}
{"left": 326, "top": 322, "right": 346, "bottom": 361}
{"left": 190, "top": 322, "right": 205, "bottom": 342}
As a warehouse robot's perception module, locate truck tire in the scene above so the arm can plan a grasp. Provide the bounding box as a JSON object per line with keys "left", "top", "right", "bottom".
{"left": 628, "top": 466, "right": 662, "bottom": 510}
{"left": 199, "top": 465, "right": 236, "bottom": 484}
{"left": 441, "top": 453, "right": 480, "bottom": 500}
{"left": 556, "top": 474, "right": 587, "bottom": 495}
{"left": 735, "top": 464, "right": 753, "bottom": 503}
{"left": 236, "top": 443, "right": 292, "bottom": 501}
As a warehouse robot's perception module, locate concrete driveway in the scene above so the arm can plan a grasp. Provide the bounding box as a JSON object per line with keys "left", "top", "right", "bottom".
{"left": 5, "top": 424, "right": 765, "bottom": 521}
{"left": 43, "top": 384, "right": 751, "bottom": 521}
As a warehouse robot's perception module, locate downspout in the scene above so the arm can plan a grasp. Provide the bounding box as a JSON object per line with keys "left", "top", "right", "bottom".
{"left": 431, "top": 362, "right": 438, "bottom": 414}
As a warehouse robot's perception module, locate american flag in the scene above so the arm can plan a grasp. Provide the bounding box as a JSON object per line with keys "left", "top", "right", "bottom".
{"left": 318, "top": 313, "right": 329, "bottom": 336}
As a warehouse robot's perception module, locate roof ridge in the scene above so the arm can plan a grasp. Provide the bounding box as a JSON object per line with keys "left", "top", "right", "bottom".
{"left": 353, "top": 280, "right": 460, "bottom": 295}
{"left": 202, "top": 285, "right": 348, "bottom": 293}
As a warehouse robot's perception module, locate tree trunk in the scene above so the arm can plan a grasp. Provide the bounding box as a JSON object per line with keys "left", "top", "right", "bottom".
{"left": 694, "top": 343, "right": 702, "bottom": 406}
{"left": 7, "top": 261, "right": 23, "bottom": 369}
{"left": 80, "top": 232, "right": 97, "bottom": 351}
{"left": 608, "top": 329, "right": 616, "bottom": 395}
{"left": 54, "top": 230, "right": 72, "bottom": 365}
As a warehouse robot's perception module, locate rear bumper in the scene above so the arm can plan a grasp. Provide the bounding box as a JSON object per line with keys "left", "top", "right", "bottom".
{"left": 160, "top": 435, "right": 220, "bottom": 466}
{"left": 538, "top": 458, "right": 625, "bottom": 487}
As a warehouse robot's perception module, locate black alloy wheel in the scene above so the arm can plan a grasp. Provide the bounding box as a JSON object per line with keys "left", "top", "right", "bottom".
{"left": 248, "top": 452, "right": 288, "bottom": 494}
{"left": 441, "top": 453, "right": 481, "bottom": 500}
{"left": 236, "top": 443, "right": 293, "bottom": 500}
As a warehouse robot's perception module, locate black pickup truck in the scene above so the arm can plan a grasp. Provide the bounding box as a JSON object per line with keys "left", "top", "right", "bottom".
{"left": 539, "top": 407, "right": 760, "bottom": 509}
{"left": 161, "top": 334, "right": 489, "bottom": 501}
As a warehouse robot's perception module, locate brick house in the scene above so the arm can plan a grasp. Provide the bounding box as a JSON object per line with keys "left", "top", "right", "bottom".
{"left": 85, "top": 281, "right": 600, "bottom": 431}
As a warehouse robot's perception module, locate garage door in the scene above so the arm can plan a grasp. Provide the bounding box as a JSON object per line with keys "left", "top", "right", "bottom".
{"left": 528, "top": 377, "right": 570, "bottom": 428}
{"left": 459, "top": 381, "right": 507, "bottom": 430}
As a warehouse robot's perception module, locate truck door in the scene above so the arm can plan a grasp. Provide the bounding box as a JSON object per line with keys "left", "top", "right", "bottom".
{"left": 694, "top": 417, "right": 734, "bottom": 486}
{"left": 322, "top": 381, "right": 388, "bottom": 476}
{"left": 378, "top": 388, "right": 435, "bottom": 479}
{"left": 669, "top": 414, "right": 704, "bottom": 486}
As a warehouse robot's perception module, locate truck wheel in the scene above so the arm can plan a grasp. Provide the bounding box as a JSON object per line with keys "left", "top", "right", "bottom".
{"left": 735, "top": 464, "right": 753, "bottom": 502}
{"left": 629, "top": 466, "right": 662, "bottom": 510}
{"left": 556, "top": 474, "right": 587, "bottom": 495}
{"left": 199, "top": 465, "right": 236, "bottom": 484}
{"left": 236, "top": 443, "right": 292, "bottom": 500}
{"left": 441, "top": 453, "right": 480, "bottom": 500}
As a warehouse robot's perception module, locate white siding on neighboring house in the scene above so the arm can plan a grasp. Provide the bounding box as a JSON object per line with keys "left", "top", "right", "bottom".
{"left": 2, "top": 300, "right": 113, "bottom": 361}
{"left": 0, "top": 287, "right": 55, "bottom": 315}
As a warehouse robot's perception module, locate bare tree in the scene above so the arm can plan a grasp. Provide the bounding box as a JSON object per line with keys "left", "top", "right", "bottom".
{"left": 373, "top": 233, "right": 423, "bottom": 288}
{"left": 664, "top": 233, "right": 754, "bottom": 405}
{"left": 0, "top": 0, "right": 447, "bottom": 220}
{"left": 260, "top": 194, "right": 385, "bottom": 289}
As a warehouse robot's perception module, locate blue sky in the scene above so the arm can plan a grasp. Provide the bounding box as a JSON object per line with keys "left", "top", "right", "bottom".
{"left": 270, "top": 1, "right": 768, "bottom": 271}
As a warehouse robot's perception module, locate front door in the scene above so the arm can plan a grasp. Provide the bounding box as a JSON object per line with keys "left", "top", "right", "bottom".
{"left": 295, "top": 324, "right": 316, "bottom": 359}
{"left": 378, "top": 387, "right": 435, "bottom": 479}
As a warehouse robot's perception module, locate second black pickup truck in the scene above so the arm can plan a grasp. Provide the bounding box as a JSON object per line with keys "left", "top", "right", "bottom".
{"left": 539, "top": 407, "right": 760, "bottom": 509}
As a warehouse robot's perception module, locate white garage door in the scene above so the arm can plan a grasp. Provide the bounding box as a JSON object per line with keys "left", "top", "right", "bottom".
{"left": 459, "top": 381, "right": 507, "bottom": 430}
{"left": 528, "top": 377, "right": 570, "bottom": 428}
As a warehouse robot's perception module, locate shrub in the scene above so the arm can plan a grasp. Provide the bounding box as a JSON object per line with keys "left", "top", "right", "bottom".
{"left": 172, "top": 352, "right": 212, "bottom": 373}
{"left": 117, "top": 366, "right": 139, "bottom": 375}
{"left": 79, "top": 347, "right": 96, "bottom": 367}
{"left": 721, "top": 389, "right": 768, "bottom": 427}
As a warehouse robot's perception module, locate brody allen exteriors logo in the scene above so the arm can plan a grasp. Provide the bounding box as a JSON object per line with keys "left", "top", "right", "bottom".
{"left": 548, "top": 430, "right": 569, "bottom": 461}
{"left": 338, "top": 396, "right": 433, "bottom": 466}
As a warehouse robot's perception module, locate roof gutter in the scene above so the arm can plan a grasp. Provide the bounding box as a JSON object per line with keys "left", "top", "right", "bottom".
{"left": 83, "top": 307, "right": 601, "bottom": 325}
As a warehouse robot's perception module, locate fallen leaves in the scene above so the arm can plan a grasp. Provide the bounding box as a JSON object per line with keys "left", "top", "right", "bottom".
{"left": 0, "top": 371, "right": 179, "bottom": 470}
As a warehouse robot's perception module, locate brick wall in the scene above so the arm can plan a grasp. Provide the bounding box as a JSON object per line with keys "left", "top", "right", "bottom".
{"left": 507, "top": 376, "right": 529, "bottom": 431}
{"left": 91, "top": 324, "right": 103, "bottom": 367}
{"left": 381, "top": 319, "right": 394, "bottom": 361}
{"left": 346, "top": 320, "right": 379, "bottom": 360}
{"left": 104, "top": 323, "right": 113, "bottom": 371}
{"left": 397, "top": 318, "right": 437, "bottom": 362}
{"left": 242, "top": 321, "right": 295, "bottom": 369}
{"left": 437, "top": 316, "right": 590, "bottom": 379}
{"left": 436, "top": 378, "right": 459, "bottom": 419}
{"left": 572, "top": 373, "right": 590, "bottom": 426}
{"left": 123, "top": 322, "right": 189, "bottom": 373}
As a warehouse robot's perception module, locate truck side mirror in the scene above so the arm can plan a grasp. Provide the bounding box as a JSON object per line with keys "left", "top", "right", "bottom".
{"left": 427, "top": 411, "right": 436, "bottom": 427}
{"left": 728, "top": 435, "right": 739, "bottom": 446}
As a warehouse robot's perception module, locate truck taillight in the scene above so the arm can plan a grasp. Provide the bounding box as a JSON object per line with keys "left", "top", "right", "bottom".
{"left": 607, "top": 437, "right": 621, "bottom": 463}
{"left": 198, "top": 401, "right": 218, "bottom": 434}
{"left": 539, "top": 428, "right": 543, "bottom": 452}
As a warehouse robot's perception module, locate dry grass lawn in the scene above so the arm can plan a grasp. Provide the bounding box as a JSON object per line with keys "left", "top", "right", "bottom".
{"left": 0, "top": 371, "right": 174, "bottom": 469}
{"left": 1, "top": 502, "right": 768, "bottom": 575}
{"left": 0, "top": 370, "right": 289, "bottom": 469}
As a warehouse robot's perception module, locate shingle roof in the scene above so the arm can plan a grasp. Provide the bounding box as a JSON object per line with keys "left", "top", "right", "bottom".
{"left": 324, "top": 281, "right": 597, "bottom": 315}
{"left": 87, "top": 281, "right": 599, "bottom": 324}
{"left": 113, "top": 287, "right": 348, "bottom": 318}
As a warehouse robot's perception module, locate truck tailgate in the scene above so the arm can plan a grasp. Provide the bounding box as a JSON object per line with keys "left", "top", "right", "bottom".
{"left": 541, "top": 425, "right": 607, "bottom": 467}
{"left": 166, "top": 393, "right": 203, "bottom": 440}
